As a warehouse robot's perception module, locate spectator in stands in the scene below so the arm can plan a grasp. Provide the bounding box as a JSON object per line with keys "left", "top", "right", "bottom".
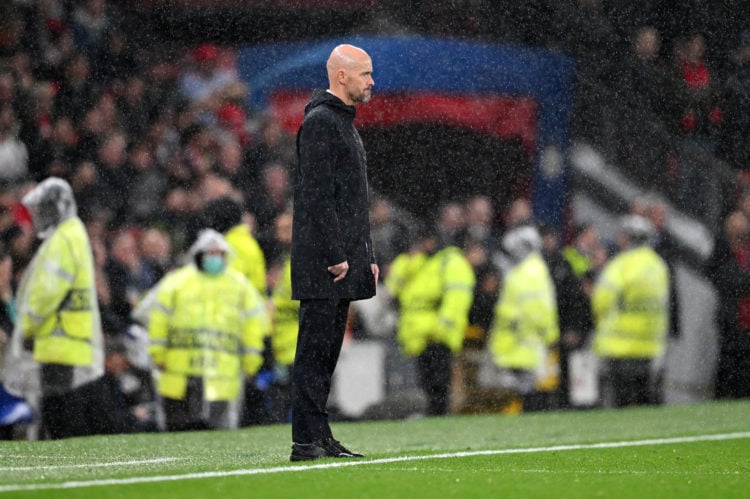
{"left": 216, "top": 101, "right": 251, "bottom": 147}
{"left": 0, "top": 187, "right": 34, "bottom": 282}
{"left": 718, "top": 30, "right": 750, "bottom": 171}
{"left": 618, "top": 26, "right": 671, "bottom": 190}
{"left": 159, "top": 185, "right": 199, "bottom": 255}
{"left": 503, "top": 197, "right": 534, "bottom": 229}
{"left": 54, "top": 52, "right": 95, "bottom": 124}
{"left": 240, "top": 115, "right": 295, "bottom": 201}
{"left": 0, "top": 103, "right": 28, "bottom": 186}
{"left": 666, "top": 33, "right": 723, "bottom": 162}
{"left": 93, "top": 129, "right": 130, "bottom": 226}
{"left": 178, "top": 123, "right": 214, "bottom": 184}
{"left": 620, "top": 26, "right": 667, "bottom": 113}
{"left": 251, "top": 162, "right": 292, "bottom": 258}
{"left": 465, "top": 195, "right": 502, "bottom": 254}
{"left": 19, "top": 0, "right": 68, "bottom": 80}
{"left": 93, "top": 29, "right": 137, "bottom": 89}
{"left": 0, "top": 10, "right": 25, "bottom": 60}
{"left": 105, "top": 229, "right": 154, "bottom": 324}
{"left": 214, "top": 135, "right": 245, "bottom": 187}
{"left": 90, "top": 234, "right": 124, "bottom": 336}
{"left": 553, "top": 0, "right": 622, "bottom": 82}
{"left": 138, "top": 226, "right": 173, "bottom": 285}
{"left": 124, "top": 140, "right": 167, "bottom": 224}
{"left": 436, "top": 201, "right": 467, "bottom": 248}
{"left": 705, "top": 209, "right": 750, "bottom": 399}
{"left": 369, "top": 196, "right": 411, "bottom": 274}
{"left": 18, "top": 81, "right": 58, "bottom": 181}
{"left": 179, "top": 43, "right": 247, "bottom": 128}
{"left": 592, "top": 215, "right": 670, "bottom": 408}
{"left": 117, "top": 75, "right": 150, "bottom": 140}
{"left": 71, "top": 0, "right": 111, "bottom": 59}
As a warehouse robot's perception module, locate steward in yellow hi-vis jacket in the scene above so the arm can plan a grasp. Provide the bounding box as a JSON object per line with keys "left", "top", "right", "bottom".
{"left": 490, "top": 225, "right": 559, "bottom": 412}
{"left": 386, "top": 226, "right": 475, "bottom": 416}
{"left": 592, "top": 215, "right": 669, "bottom": 408}
{"left": 148, "top": 229, "right": 268, "bottom": 431}
{"left": 2, "top": 177, "right": 103, "bottom": 439}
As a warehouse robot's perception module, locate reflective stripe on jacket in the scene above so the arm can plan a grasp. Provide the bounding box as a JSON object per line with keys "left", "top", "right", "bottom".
{"left": 148, "top": 265, "right": 268, "bottom": 401}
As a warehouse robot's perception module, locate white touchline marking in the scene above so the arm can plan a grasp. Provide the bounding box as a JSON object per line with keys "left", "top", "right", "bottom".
{"left": 0, "top": 457, "right": 187, "bottom": 472}
{"left": 0, "top": 431, "right": 748, "bottom": 493}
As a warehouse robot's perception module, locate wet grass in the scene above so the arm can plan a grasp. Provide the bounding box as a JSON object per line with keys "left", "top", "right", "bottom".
{"left": 1, "top": 400, "right": 749, "bottom": 498}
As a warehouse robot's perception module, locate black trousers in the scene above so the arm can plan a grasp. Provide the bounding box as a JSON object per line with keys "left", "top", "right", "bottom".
{"left": 162, "top": 378, "right": 231, "bottom": 431}
{"left": 41, "top": 389, "right": 87, "bottom": 439}
{"left": 40, "top": 364, "right": 88, "bottom": 440}
{"left": 715, "top": 346, "right": 750, "bottom": 399}
{"left": 599, "top": 358, "right": 654, "bottom": 408}
{"left": 416, "top": 342, "right": 452, "bottom": 416}
{"left": 292, "top": 298, "right": 350, "bottom": 443}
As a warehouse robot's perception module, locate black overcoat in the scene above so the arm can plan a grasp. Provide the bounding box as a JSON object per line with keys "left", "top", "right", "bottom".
{"left": 291, "top": 89, "right": 376, "bottom": 300}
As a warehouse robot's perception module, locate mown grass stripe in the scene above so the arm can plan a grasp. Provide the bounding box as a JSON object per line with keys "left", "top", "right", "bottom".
{"left": 0, "top": 457, "right": 187, "bottom": 472}
{"left": 1, "top": 431, "right": 748, "bottom": 493}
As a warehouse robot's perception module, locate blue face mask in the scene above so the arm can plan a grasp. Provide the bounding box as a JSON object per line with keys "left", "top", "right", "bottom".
{"left": 201, "top": 254, "right": 225, "bottom": 275}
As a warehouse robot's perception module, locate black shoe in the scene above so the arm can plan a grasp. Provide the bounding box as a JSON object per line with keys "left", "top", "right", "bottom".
{"left": 328, "top": 438, "right": 364, "bottom": 458}
{"left": 290, "top": 438, "right": 365, "bottom": 462}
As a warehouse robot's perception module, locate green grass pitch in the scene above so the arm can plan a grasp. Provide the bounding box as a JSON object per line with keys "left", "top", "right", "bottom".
{"left": 1, "top": 400, "right": 749, "bottom": 498}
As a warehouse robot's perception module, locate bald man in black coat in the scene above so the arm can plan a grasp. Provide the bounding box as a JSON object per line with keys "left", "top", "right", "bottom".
{"left": 289, "top": 44, "right": 379, "bottom": 461}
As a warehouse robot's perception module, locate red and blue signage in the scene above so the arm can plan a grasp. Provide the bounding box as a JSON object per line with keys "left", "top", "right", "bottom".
{"left": 238, "top": 36, "right": 574, "bottom": 226}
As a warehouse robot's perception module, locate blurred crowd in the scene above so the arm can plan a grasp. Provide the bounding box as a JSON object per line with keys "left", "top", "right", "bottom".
{"left": 0, "top": 0, "right": 299, "bottom": 438}
{"left": 0, "top": 0, "right": 296, "bottom": 326}
{"left": 0, "top": 0, "right": 747, "bottom": 439}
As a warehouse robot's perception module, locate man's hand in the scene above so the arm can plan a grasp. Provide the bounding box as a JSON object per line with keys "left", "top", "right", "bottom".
{"left": 371, "top": 263, "right": 380, "bottom": 284}
{"left": 328, "top": 261, "right": 349, "bottom": 282}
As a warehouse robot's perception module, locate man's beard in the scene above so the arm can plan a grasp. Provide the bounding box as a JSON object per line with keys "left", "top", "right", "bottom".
{"left": 350, "top": 89, "right": 372, "bottom": 104}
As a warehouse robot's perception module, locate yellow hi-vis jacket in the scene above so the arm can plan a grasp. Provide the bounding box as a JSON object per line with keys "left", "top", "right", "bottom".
{"left": 387, "top": 247, "right": 475, "bottom": 356}
{"left": 225, "top": 223, "right": 267, "bottom": 296}
{"left": 592, "top": 246, "right": 669, "bottom": 359}
{"left": 18, "top": 216, "right": 103, "bottom": 372}
{"left": 490, "top": 252, "right": 559, "bottom": 371}
{"left": 148, "top": 264, "right": 268, "bottom": 401}
{"left": 270, "top": 257, "right": 299, "bottom": 367}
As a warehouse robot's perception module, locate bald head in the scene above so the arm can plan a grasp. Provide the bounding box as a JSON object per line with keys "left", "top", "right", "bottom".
{"left": 326, "top": 44, "right": 374, "bottom": 106}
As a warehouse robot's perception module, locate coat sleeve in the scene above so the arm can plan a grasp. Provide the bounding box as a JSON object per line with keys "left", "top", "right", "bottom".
{"left": 296, "top": 114, "right": 347, "bottom": 265}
